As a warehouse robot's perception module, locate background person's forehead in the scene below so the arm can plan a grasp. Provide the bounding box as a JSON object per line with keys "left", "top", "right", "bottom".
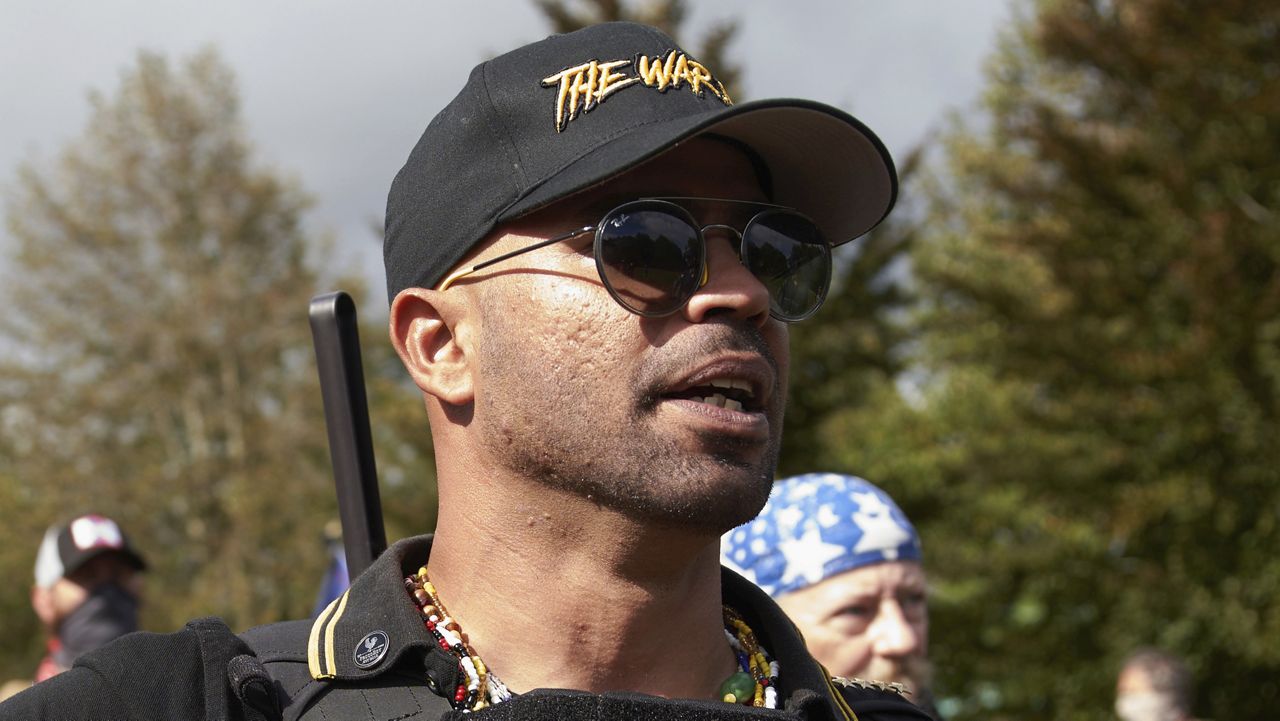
{"left": 806, "top": 560, "right": 928, "bottom": 596}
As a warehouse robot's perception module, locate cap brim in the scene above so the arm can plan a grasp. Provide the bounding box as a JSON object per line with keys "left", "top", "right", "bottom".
{"left": 63, "top": 546, "right": 147, "bottom": 578}
{"left": 498, "top": 98, "right": 897, "bottom": 247}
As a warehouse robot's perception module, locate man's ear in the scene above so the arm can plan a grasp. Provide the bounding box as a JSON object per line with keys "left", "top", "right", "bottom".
{"left": 389, "top": 287, "right": 475, "bottom": 406}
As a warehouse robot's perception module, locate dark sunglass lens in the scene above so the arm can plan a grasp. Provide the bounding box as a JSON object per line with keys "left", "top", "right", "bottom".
{"left": 742, "top": 211, "right": 831, "bottom": 321}
{"left": 596, "top": 202, "right": 702, "bottom": 316}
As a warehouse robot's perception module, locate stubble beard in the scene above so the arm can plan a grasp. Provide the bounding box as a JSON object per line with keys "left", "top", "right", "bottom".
{"left": 504, "top": 420, "right": 777, "bottom": 533}
{"left": 475, "top": 321, "right": 782, "bottom": 536}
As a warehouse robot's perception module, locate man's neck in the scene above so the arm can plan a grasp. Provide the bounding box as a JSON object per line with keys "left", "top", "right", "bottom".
{"left": 425, "top": 483, "right": 739, "bottom": 701}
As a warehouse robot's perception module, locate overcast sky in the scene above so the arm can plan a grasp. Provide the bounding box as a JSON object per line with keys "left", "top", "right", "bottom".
{"left": 1, "top": 1, "right": 1013, "bottom": 310}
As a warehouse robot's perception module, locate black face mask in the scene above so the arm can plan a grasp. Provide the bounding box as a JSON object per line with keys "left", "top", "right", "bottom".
{"left": 54, "top": 582, "right": 139, "bottom": 667}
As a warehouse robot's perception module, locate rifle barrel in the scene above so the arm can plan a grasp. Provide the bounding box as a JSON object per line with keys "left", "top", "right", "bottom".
{"left": 309, "top": 291, "right": 387, "bottom": 581}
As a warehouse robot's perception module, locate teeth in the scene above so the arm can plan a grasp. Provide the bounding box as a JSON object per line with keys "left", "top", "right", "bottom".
{"left": 691, "top": 394, "right": 745, "bottom": 412}
{"left": 709, "top": 378, "right": 754, "bottom": 396}
{"left": 678, "top": 379, "right": 756, "bottom": 411}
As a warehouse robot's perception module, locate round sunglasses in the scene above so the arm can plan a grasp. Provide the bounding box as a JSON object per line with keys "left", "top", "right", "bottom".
{"left": 437, "top": 197, "right": 833, "bottom": 322}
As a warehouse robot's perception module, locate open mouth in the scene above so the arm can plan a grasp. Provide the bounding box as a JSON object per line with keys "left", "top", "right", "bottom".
{"left": 663, "top": 377, "right": 761, "bottom": 413}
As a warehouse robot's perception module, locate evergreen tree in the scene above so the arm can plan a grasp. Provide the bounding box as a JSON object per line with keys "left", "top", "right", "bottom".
{"left": 534, "top": 0, "right": 742, "bottom": 97}
{"left": 0, "top": 50, "right": 355, "bottom": 674}
{"left": 827, "top": 1, "right": 1280, "bottom": 718}
{"left": 781, "top": 147, "right": 923, "bottom": 477}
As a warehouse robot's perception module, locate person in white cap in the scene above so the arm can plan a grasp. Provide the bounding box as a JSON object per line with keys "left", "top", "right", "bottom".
{"left": 29, "top": 514, "right": 147, "bottom": 682}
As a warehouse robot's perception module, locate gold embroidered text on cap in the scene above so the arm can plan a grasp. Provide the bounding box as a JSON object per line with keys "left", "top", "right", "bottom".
{"left": 542, "top": 51, "right": 732, "bottom": 132}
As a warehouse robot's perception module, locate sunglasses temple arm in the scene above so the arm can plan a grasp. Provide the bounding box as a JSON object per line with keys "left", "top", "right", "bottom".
{"left": 437, "top": 226, "right": 594, "bottom": 291}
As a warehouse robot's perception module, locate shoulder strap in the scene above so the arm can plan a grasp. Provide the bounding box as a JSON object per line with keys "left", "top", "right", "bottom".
{"left": 240, "top": 621, "right": 453, "bottom": 721}
{"left": 239, "top": 621, "right": 321, "bottom": 720}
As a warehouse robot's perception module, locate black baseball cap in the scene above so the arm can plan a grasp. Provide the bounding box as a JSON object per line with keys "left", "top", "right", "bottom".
{"left": 34, "top": 514, "right": 147, "bottom": 587}
{"left": 384, "top": 21, "right": 897, "bottom": 302}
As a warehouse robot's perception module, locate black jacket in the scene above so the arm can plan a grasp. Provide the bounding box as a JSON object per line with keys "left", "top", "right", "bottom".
{"left": 0, "top": 535, "right": 932, "bottom": 721}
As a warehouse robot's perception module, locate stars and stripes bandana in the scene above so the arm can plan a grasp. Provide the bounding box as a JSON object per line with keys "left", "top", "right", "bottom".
{"left": 721, "top": 473, "right": 922, "bottom": 597}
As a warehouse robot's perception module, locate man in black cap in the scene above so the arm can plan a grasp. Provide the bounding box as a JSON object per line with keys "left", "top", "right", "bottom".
{"left": 29, "top": 514, "right": 147, "bottom": 683}
{"left": 1, "top": 22, "right": 927, "bottom": 720}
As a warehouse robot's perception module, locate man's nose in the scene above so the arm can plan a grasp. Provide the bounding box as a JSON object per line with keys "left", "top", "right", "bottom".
{"left": 680, "top": 233, "right": 771, "bottom": 326}
{"left": 869, "top": 600, "right": 921, "bottom": 658}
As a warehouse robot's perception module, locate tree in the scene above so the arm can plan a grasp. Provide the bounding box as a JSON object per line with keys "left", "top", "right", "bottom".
{"left": 825, "top": 1, "right": 1280, "bottom": 718}
{"left": 0, "top": 49, "right": 356, "bottom": 674}
{"left": 533, "top": 0, "right": 743, "bottom": 97}
{"left": 0, "top": 455, "right": 49, "bottom": 679}
{"left": 780, "top": 147, "right": 924, "bottom": 477}
{"left": 360, "top": 321, "right": 440, "bottom": 545}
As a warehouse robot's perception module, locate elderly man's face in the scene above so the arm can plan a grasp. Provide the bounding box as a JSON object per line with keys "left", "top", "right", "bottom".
{"left": 460, "top": 137, "right": 790, "bottom": 534}
{"left": 777, "top": 560, "right": 929, "bottom": 690}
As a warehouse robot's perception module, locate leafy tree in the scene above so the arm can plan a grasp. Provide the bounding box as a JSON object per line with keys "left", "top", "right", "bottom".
{"left": 0, "top": 49, "right": 356, "bottom": 675}
{"left": 826, "top": 1, "right": 1280, "bottom": 718}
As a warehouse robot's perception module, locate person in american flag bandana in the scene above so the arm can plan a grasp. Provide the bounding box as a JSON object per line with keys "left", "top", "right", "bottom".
{"left": 722, "top": 473, "right": 941, "bottom": 719}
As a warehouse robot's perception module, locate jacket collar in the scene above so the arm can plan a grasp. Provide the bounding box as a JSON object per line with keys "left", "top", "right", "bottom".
{"left": 307, "top": 535, "right": 434, "bottom": 681}
{"left": 721, "top": 565, "right": 858, "bottom": 721}
{"left": 307, "top": 533, "right": 857, "bottom": 720}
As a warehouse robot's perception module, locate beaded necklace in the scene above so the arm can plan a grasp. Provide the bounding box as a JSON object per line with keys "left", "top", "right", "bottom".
{"left": 405, "top": 566, "right": 780, "bottom": 712}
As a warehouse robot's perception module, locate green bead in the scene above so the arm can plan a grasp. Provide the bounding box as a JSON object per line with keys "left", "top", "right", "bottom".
{"left": 718, "top": 671, "right": 755, "bottom": 704}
